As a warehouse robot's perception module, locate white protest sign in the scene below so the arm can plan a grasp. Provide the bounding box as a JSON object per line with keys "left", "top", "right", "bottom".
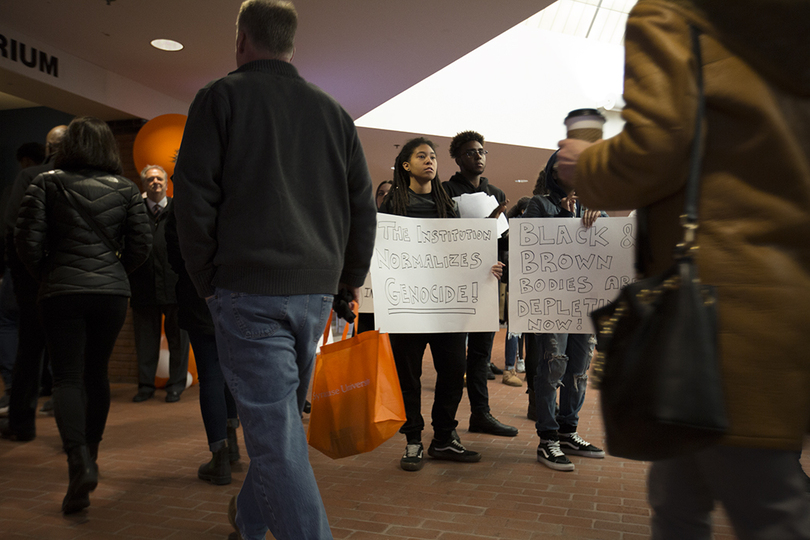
{"left": 357, "top": 272, "right": 374, "bottom": 314}
{"left": 371, "top": 214, "right": 500, "bottom": 333}
{"left": 453, "top": 192, "right": 509, "bottom": 237}
{"left": 509, "top": 217, "right": 636, "bottom": 334}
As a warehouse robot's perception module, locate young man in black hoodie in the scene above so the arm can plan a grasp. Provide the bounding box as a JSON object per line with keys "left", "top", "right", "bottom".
{"left": 442, "top": 131, "right": 518, "bottom": 437}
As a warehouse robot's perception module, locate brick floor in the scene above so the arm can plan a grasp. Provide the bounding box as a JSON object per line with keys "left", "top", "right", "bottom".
{"left": 1, "top": 329, "right": 807, "bottom": 539}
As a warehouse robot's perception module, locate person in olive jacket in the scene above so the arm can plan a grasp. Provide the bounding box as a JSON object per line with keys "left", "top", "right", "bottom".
{"left": 556, "top": 1, "right": 810, "bottom": 536}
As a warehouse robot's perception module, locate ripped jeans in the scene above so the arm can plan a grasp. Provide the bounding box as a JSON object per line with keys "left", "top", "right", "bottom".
{"left": 534, "top": 333, "right": 596, "bottom": 435}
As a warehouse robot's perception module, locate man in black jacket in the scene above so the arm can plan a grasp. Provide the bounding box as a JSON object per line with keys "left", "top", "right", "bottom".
{"left": 173, "top": 2, "right": 376, "bottom": 539}
{"left": 0, "top": 125, "right": 65, "bottom": 441}
{"left": 129, "top": 165, "right": 189, "bottom": 404}
{"left": 442, "top": 131, "right": 518, "bottom": 438}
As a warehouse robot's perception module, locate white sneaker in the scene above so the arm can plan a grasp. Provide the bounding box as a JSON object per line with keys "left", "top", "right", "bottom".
{"left": 516, "top": 358, "right": 525, "bottom": 373}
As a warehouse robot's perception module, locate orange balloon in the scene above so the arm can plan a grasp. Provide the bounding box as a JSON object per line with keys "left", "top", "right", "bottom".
{"left": 133, "top": 114, "right": 187, "bottom": 195}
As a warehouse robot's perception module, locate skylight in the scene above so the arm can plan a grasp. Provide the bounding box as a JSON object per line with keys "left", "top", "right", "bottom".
{"left": 356, "top": 0, "right": 637, "bottom": 150}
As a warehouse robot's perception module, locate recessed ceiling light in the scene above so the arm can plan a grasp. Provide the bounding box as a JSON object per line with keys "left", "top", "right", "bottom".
{"left": 151, "top": 39, "right": 183, "bottom": 52}
{"left": 515, "top": 179, "right": 529, "bottom": 183}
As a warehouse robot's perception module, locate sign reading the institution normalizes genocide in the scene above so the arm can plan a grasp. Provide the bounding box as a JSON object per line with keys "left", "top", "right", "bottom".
{"left": 508, "top": 217, "right": 636, "bottom": 334}
{"left": 370, "top": 215, "right": 500, "bottom": 333}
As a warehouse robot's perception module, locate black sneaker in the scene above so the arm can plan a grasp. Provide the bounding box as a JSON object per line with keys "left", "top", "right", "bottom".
{"left": 537, "top": 439, "right": 575, "bottom": 471}
{"left": 400, "top": 442, "right": 424, "bottom": 471}
{"left": 428, "top": 432, "right": 481, "bottom": 463}
{"left": 489, "top": 363, "right": 503, "bottom": 375}
{"left": 559, "top": 432, "right": 605, "bottom": 458}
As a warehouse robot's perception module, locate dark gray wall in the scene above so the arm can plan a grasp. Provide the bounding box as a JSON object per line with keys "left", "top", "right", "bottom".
{"left": 0, "top": 106, "right": 74, "bottom": 206}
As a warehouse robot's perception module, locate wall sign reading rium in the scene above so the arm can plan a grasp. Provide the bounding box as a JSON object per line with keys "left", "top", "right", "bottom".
{"left": 0, "top": 33, "right": 59, "bottom": 78}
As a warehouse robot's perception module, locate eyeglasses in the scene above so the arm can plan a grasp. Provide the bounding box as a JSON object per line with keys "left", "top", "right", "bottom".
{"left": 463, "top": 149, "right": 488, "bottom": 158}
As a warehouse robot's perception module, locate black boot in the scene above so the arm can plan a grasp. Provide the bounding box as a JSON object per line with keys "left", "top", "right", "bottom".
{"left": 527, "top": 388, "right": 537, "bottom": 422}
{"left": 227, "top": 419, "right": 240, "bottom": 463}
{"left": 198, "top": 444, "right": 231, "bottom": 485}
{"left": 88, "top": 442, "right": 100, "bottom": 477}
{"left": 469, "top": 411, "right": 518, "bottom": 437}
{"left": 62, "top": 445, "right": 98, "bottom": 514}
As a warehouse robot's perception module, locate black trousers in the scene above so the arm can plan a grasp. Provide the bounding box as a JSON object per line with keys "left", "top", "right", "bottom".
{"left": 40, "top": 294, "right": 128, "bottom": 452}
{"left": 188, "top": 331, "right": 237, "bottom": 446}
{"left": 6, "top": 297, "right": 46, "bottom": 435}
{"left": 388, "top": 332, "right": 466, "bottom": 442}
{"left": 132, "top": 303, "right": 189, "bottom": 393}
{"left": 464, "top": 331, "right": 495, "bottom": 415}
{"left": 525, "top": 333, "right": 542, "bottom": 392}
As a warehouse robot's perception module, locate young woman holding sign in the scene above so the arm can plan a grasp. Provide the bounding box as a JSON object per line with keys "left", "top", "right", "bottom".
{"left": 379, "top": 137, "right": 502, "bottom": 472}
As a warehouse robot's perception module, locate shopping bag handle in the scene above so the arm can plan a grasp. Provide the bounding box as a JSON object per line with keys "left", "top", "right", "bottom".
{"left": 321, "top": 310, "right": 333, "bottom": 347}
{"left": 320, "top": 303, "right": 360, "bottom": 347}
{"left": 340, "top": 304, "right": 360, "bottom": 340}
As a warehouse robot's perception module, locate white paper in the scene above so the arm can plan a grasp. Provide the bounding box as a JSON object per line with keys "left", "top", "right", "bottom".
{"left": 452, "top": 192, "right": 509, "bottom": 237}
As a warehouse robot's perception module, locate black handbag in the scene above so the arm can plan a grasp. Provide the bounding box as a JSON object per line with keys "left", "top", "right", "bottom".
{"left": 589, "top": 26, "right": 729, "bottom": 462}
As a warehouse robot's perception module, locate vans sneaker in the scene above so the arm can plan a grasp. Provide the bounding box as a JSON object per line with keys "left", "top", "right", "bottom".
{"left": 537, "top": 439, "right": 575, "bottom": 471}
{"left": 428, "top": 432, "right": 481, "bottom": 463}
{"left": 400, "top": 442, "right": 424, "bottom": 471}
{"left": 559, "top": 432, "right": 605, "bottom": 458}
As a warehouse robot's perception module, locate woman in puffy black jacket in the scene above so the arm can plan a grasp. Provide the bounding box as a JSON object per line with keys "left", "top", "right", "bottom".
{"left": 15, "top": 116, "right": 152, "bottom": 515}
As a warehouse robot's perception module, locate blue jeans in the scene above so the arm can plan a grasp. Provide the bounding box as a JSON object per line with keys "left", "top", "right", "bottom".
{"left": 207, "top": 289, "right": 333, "bottom": 540}
{"left": 534, "top": 333, "right": 595, "bottom": 435}
{"left": 504, "top": 331, "right": 521, "bottom": 370}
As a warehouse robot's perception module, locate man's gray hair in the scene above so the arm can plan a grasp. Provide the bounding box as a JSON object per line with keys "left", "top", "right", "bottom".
{"left": 140, "top": 164, "right": 167, "bottom": 180}
{"left": 237, "top": 0, "right": 297, "bottom": 56}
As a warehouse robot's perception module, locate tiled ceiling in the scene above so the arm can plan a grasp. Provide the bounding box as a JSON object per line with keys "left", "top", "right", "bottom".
{"left": 525, "top": 0, "right": 638, "bottom": 44}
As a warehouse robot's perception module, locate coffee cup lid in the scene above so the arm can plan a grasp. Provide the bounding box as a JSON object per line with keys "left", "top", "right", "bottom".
{"left": 564, "top": 108, "right": 606, "bottom": 129}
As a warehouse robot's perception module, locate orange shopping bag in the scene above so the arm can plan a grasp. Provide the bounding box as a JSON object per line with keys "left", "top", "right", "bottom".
{"left": 307, "top": 309, "right": 406, "bottom": 459}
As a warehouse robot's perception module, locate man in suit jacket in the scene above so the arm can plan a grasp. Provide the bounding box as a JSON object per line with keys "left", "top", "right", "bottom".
{"left": 129, "top": 165, "right": 189, "bottom": 403}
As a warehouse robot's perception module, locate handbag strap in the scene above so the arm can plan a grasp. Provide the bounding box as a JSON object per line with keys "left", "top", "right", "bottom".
{"left": 54, "top": 175, "right": 122, "bottom": 258}
{"left": 678, "top": 25, "right": 706, "bottom": 254}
